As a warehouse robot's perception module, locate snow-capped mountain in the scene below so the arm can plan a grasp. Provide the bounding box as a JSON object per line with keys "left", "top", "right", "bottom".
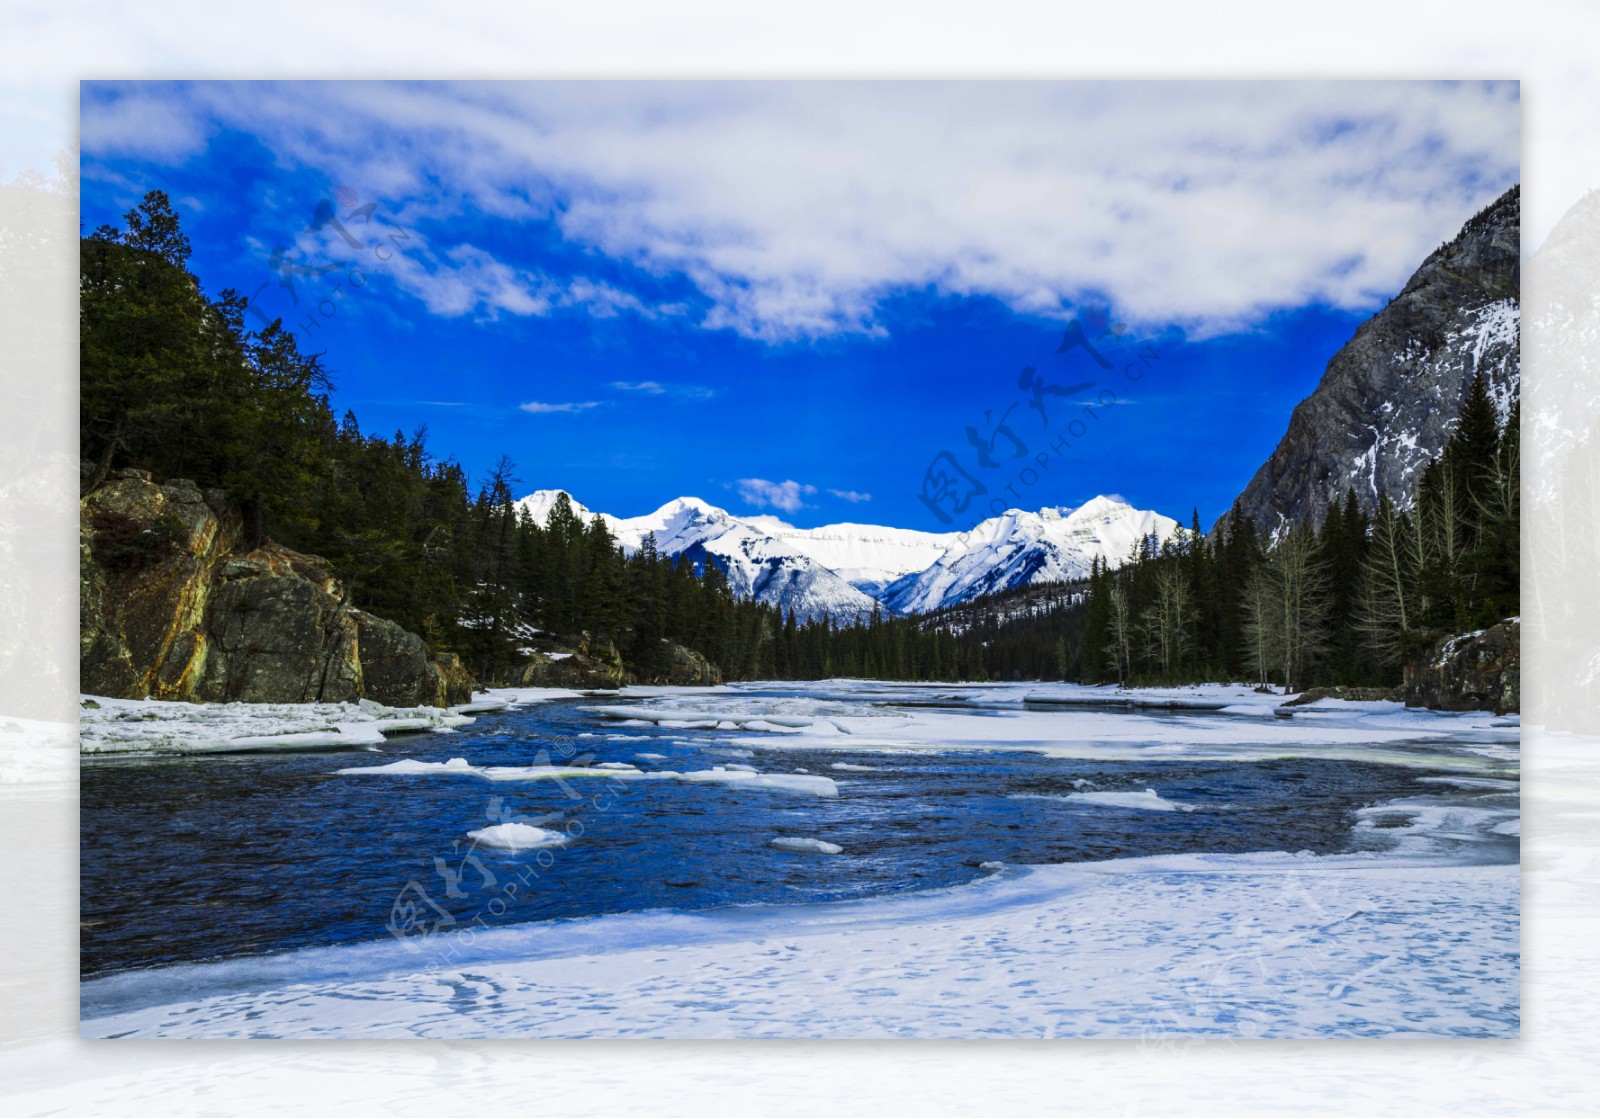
{"left": 745, "top": 519, "right": 961, "bottom": 598}
{"left": 515, "top": 490, "right": 1178, "bottom": 621}
{"left": 516, "top": 491, "right": 886, "bottom": 622}
{"left": 882, "top": 496, "right": 1182, "bottom": 615}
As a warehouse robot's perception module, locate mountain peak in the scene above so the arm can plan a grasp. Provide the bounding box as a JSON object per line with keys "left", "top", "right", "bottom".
{"left": 883, "top": 498, "right": 1180, "bottom": 614}
{"left": 515, "top": 489, "right": 592, "bottom": 524}
{"left": 1223, "top": 186, "right": 1520, "bottom": 532}
{"left": 1063, "top": 495, "right": 1132, "bottom": 521}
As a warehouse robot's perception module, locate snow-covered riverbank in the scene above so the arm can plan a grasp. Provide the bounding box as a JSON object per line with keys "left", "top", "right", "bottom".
{"left": 77, "top": 689, "right": 582, "bottom": 755}
{"left": 76, "top": 679, "right": 1519, "bottom": 1039}
{"left": 80, "top": 846, "right": 1516, "bottom": 1039}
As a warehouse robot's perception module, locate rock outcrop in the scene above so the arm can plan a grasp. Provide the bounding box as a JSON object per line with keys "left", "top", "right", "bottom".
{"left": 1282, "top": 685, "right": 1404, "bottom": 707}
{"left": 512, "top": 634, "right": 721, "bottom": 690}
{"left": 1404, "top": 618, "right": 1520, "bottom": 715}
{"left": 1225, "top": 186, "right": 1520, "bottom": 535}
{"left": 518, "top": 633, "right": 627, "bottom": 690}
{"left": 80, "top": 469, "right": 471, "bottom": 706}
{"left": 652, "top": 642, "right": 722, "bottom": 687}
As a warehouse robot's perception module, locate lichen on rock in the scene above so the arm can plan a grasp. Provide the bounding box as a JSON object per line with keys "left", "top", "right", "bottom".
{"left": 80, "top": 468, "right": 472, "bottom": 707}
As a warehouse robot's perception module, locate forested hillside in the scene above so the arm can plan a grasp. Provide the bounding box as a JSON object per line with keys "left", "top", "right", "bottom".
{"left": 1076, "top": 376, "right": 1519, "bottom": 690}
{"left": 79, "top": 192, "right": 1002, "bottom": 684}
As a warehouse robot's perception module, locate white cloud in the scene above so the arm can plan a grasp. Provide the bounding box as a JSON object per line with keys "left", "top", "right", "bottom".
{"left": 612, "top": 380, "right": 717, "bottom": 399}
{"left": 737, "top": 478, "right": 816, "bottom": 513}
{"left": 519, "top": 400, "right": 600, "bottom": 414}
{"left": 85, "top": 80, "right": 1520, "bottom": 341}
{"left": 80, "top": 83, "right": 210, "bottom": 161}
{"left": 827, "top": 488, "right": 872, "bottom": 503}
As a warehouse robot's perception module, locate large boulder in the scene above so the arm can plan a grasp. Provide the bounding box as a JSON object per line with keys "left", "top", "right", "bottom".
{"left": 1404, "top": 618, "right": 1520, "bottom": 715}
{"left": 194, "top": 546, "right": 362, "bottom": 703}
{"left": 352, "top": 613, "right": 474, "bottom": 708}
{"left": 519, "top": 633, "right": 626, "bottom": 690}
{"left": 657, "top": 642, "right": 721, "bottom": 687}
{"left": 81, "top": 469, "right": 469, "bottom": 706}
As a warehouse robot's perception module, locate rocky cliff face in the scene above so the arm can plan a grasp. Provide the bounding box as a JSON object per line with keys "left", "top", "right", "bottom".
{"left": 1226, "top": 186, "right": 1521, "bottom": 535}
{"left": 1404, "top": 618, "right": 1520, "bottom": 715}
{"left": 81, "top": 469, "right": 471, "bottom": 707}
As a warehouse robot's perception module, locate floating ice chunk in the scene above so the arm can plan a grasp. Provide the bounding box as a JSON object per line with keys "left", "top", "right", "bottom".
{"left": 1013, "top": 788, "right": 1191, "bottom": 812}
{"left": 336, "top": 758, "right": 837, "bottom": 797}
{"left": 672, "top": 768, "right": 839, "bottom": 797}
{"left": 477, "top": 764, "right": 642, "bottom": 782}
{"left": 770, "top": 836, "right": 842, "bottom": 855}
{"left": 483, "top": 687, "right": 589, "bottom": 705}
{"left": 1352, "top": 796, "right": 1521, "bottom": 857}
{"left": 636, "top": 753, "right": 669, "bottom": 760}
{"left": 1414, "top": 776, "right": 1520, "bottom": 791}
{"left": 830, "top": 762, "right": 877, "bottom": 772}
{"left": 450, "top": 696, "right": 511, "bottom": 715}
{"left": 467, "top": 823, "right": 569, "bottom": 850}
{"left": 337, "top": 757, "right": 476, "bottom": 776}
{"left": 586, "top": 705, "right": 816, "bottom": 730}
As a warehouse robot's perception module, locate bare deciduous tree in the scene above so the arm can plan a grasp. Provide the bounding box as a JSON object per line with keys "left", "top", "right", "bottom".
{"left": 1104, "top": 583, "right": 1134, "bottom": 685}
{"left": 1138, "top": 567, "right": 1195, "bottom": 677}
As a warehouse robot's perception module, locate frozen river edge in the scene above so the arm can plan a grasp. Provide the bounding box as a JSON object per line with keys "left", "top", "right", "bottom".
{"left": 77, "top": 680, "right": 1520, "bottom": 1039}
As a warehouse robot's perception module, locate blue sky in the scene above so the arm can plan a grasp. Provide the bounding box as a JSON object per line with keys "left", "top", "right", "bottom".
{"left": 79, "top": 80, "right": 1519, "bottom": 531}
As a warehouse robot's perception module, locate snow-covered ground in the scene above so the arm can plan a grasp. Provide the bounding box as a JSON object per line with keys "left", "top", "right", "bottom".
{"left": 582, "top": 680, "right": 1520, "bottom": 774}
{"left": 77, "top": 688, "right": 583, "bottom": 756}
{"left": 78, "top": 849, "right": 1516, "bottom": 1039}
{"left": 75, "top": 679, "right": 1519, "bottom": 1040}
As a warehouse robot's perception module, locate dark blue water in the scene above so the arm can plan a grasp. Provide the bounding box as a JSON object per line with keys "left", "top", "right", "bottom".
{"left": 79, "top": 693, "right": 1477, "bottom": 980}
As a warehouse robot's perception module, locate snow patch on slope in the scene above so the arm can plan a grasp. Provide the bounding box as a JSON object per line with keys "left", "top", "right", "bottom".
{"left": 884, "top": 496, "right": 1182, "bottom": 614}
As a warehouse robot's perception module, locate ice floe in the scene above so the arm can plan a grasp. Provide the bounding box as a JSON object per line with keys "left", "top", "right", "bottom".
{"left": 79, "top": 695, "right": 475, "bottom": 756}
{"left": 1013, "top": 788, "right": 1194, "bottom": 812}
{"left": 770, "top": 837, "right": 843, "bottom": 854}
{"left": 337, "top": 757, "right": 839, "bottom": 797}
{"left": 466, "top": 822, "right": 569, "bottom": 850}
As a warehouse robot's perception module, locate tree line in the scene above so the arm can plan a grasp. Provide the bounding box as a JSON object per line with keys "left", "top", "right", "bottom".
{"left": 79, "top": 192, "right": 1009, "bottom": 684}
{"left": 83, "top": 191, "right": 1516, "bottom": 692}
{"left": 1074, "top": 374, "right": 1519, "bottom": 691}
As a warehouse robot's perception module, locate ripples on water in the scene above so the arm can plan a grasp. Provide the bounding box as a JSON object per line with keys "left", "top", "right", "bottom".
{"left": 79, "top": 692, "right": 1517, "bottom": 979}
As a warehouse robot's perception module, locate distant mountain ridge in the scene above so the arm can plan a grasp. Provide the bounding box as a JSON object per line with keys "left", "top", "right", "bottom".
{"left": 514, "top": 490, "right": 1180, "bottom": 621}
{"left": 1224, "top": 184, "right": 1521, "bottom": 536}
{"left": 882, "top": 497, "right": 1181, "bottom": 615}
